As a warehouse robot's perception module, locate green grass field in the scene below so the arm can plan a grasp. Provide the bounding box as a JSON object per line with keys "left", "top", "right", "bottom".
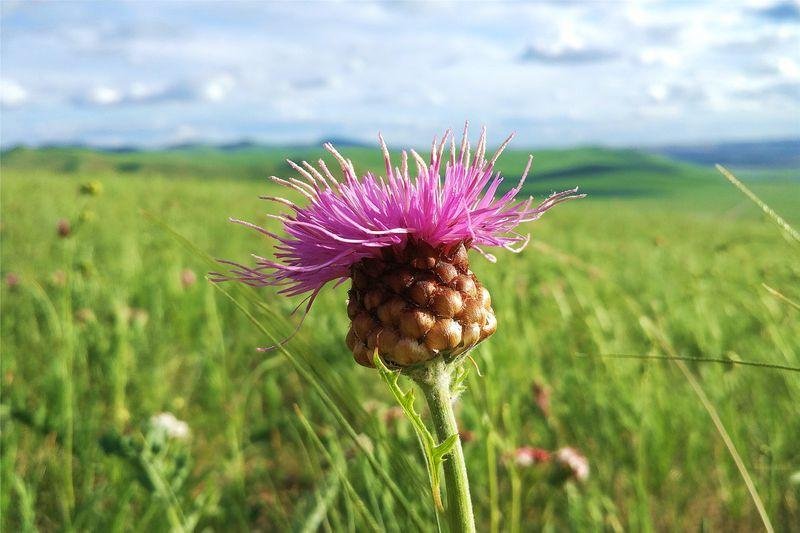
{"left": 1, "top": 145, "right": 798, "bottom": 531}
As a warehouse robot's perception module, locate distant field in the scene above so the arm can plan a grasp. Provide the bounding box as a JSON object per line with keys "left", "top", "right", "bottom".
{"left": 1, "top": 145, "right": 798, "bottom": 531}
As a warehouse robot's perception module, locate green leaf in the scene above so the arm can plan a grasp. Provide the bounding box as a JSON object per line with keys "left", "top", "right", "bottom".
{"left": 374, "top": 352, "right": 459, "bottom": 519}
{"left": 433, "top": 434, "right": 459, "bottom": 461}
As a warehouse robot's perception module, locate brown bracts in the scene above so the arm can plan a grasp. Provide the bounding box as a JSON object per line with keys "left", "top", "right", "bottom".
{"left": 346, "top": 239, "right": 496, "bottom": 367}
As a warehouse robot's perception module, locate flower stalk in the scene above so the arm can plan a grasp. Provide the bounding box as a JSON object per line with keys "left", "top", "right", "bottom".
{"left": 412, "top": 357, "right": 476, "bottom": 533}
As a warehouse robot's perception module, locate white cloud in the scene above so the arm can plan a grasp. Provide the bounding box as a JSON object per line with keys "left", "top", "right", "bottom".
{"left": 87, "top": 86, "right": 123, "bottom": 106}
{"left": 0, "top": 80, "right": 28, "bottom": 107}
{"left": 638, "top": 48, "right": 682, "bottom": 68}
{"left": 75, "top": 75, "right": 237, "bottom": 107}
{"left": 776, "top": 56, "right": 800, "bottom": 79}
{"left": 647, "top": 82, "right": 706, "bottom": 104}
{"left": 1, "top": 1, "right": 798, "bottom": 146}
{"left": 520, "top": 21, "right": 617, "bottom": 64}
{"left": 201, "top": 74, "right": 236, "bottom": 102}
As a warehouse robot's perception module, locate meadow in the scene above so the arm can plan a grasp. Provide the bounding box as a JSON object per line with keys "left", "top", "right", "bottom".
{"left": 1, "top": 143, "right": 798, "bottom": 532}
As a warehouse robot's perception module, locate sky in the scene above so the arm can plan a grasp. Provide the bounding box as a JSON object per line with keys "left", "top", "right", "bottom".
{"left": 1, "top": 0, "right": 799, "bottom": 148}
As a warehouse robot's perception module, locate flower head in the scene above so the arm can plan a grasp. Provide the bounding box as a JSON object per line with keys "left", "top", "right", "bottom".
{"left": 215, "top": 126, "right": 581, "bottom": 305}
{"left": 150, "top": 412, "right": 190, "bottom": 440}
{"left": 513, "top": 446, "right": 551, "bottom": 467}
{"left": 555, "top": 446, "right": 590, "bottom": 481}
{"left": 215, "top": 126, "right": 582, "bottom": 367}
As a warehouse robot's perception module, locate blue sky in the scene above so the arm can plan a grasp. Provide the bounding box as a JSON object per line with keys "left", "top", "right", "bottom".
{"left": 1, "top": 0, "right": 799, "bottom": 148}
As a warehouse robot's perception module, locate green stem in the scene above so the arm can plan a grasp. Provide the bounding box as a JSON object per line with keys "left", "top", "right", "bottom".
{"left": 414, "top": 359, "right": 476, "bottom": 533}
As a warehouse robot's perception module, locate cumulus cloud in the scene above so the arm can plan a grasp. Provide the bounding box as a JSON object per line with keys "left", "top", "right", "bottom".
{"left": 0, "top": 80, "right": 28, "bottom": 107}
{"left": 74, "top": 75, "right": 236, "bottom": 107}
{"left": 637, "top": 48, "right": 683, "bottom": 68}
{"left": 647, "top": 82, "right": 706, "bottom": 104}
{"left": 519, "top": 22, "right": 617, "bottom": 64}
{"left": 1, "top": 1, "right": 798, "bottom": 147}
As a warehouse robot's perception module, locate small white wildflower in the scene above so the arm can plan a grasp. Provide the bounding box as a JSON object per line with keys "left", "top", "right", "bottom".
{"left": 150, "top": 412, "right": 190, "bottom": 440}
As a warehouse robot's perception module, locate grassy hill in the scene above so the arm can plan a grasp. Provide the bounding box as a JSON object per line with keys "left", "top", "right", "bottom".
{"left": 1, "top": 144, "right": 798, "bottom": 531}
{"left": 3, "top": 143, "right": 798, "bottom": 210}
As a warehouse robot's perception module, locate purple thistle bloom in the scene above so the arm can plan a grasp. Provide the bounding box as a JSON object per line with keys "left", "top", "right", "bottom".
{"left": 213, "top": 126, "right": 583, "bottom": 313}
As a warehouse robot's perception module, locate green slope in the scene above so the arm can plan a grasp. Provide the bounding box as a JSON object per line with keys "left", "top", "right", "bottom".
{"left": 2, "top": 144, "right": 797, "bottom": 216}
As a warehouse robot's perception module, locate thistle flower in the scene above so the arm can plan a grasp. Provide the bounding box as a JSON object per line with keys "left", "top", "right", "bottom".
{"left": 513, "top": 446, "right": 551, "bottom": 467}
{"left": 554, "top": 446, "right": 590, "bottom": 482}
{"left": 214, "top": 126, "right": 583, "bottom": 368}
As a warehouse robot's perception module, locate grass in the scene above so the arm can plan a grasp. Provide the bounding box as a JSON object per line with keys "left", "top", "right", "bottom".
{"left": 1, "top": 144, "right": 799, "bottom": 531}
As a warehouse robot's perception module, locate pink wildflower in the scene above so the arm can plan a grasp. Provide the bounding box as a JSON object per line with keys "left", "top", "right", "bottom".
{"left": 555, "top": 447, "right": 590, "bottom": 481}
{"left": 513, "top": 446, "right": 552, "bottom": 467}
{"left": 214, "top": 126, "right": 582, "bottom": 313}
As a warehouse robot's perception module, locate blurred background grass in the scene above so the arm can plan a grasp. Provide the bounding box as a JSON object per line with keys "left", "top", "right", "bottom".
{"left": 1, "top": 145, "right": 798, "bottom": 531}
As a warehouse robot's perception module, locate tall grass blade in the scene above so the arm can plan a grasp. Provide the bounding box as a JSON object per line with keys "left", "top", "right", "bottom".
{"left": 210, "top": 281, "right": 429, "bottom": 530}
{"left": 294, "top": 406, "right": 383, "bottom": 532}
{"left": 762, "top": 283, "right": 800, "bottom": 311}
{"left": 577, "top": 352, "right": 800, "bottom": 372}
{"left": 671, "top": 361, "right": 775, "bottom": 533}
{"left": 641, "top": 318, "right": 775, "bottom": 533}
{"left": 147, "top": 213, "right": 429, "bottom": 529}
{"left": 716, "top": 165, "right": 800, "bottom": 243}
